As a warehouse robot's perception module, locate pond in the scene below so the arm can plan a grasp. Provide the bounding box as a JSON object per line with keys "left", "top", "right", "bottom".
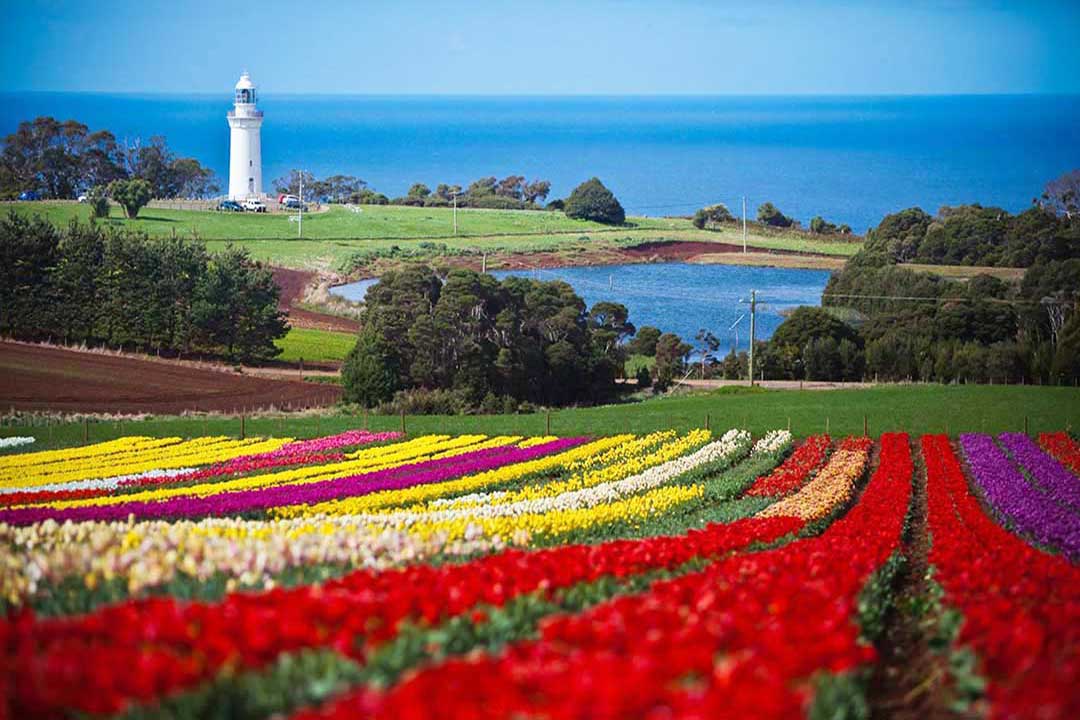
{"left": 330, "top": 262, "right": 832, "bottom": 352}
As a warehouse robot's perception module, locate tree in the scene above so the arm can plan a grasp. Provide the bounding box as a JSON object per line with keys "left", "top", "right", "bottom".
{"left": 654, "top": 332, "right": 691, "bottom": 390}
{"left": 191, "top": 246, "right": 288, "bottom": 361}
{"left": 810, "top": 216, "right": 839, "bottom": 234}
{"left": 768, "top": 307, "right": 861, "bottom": 380}
{"left": 1040, "top": 169, "right": 1080, "bottom": 219}
{"left": 87, "top": 185, "right": 110, "bottom": 219}
{"left": 564, "top": 177, "right": 625, "bottom": 225}
{"left": 495, "top": 175, "right": 525, "bottom": 200}
{"left": 523, "top": 179, "right": 551, "bottom": 205}
{"left": 170, "top": 157, "right": 220, "bottom": 198}
{"left": 756, "top": 202, "right": 795, "bottom": 228}
{"left": 626, "top": 325, "right": 661, "bottom": 356}
{"left": 108, "top": 178, "right": 152, "bottom": 218}
{"left": 342, "top": 328, "right": 400, "bottom": 407}
{"left": 272, "top": 170, "right": 317, "bottom": 197}
{"left": 692, "top": 204, "right": 734, "bottom": 229}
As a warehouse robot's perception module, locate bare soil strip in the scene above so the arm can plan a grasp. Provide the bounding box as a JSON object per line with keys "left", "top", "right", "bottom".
{"left": 0, "top": 342, "right": 341, "bottom": 415}
{"left": 867, "top": 438, "right": 958, "bottom": 720}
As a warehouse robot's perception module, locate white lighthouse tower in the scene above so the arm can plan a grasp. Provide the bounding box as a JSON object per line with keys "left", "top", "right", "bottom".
{"left": 227, "top": 71, "right": 264, "bottom": 200}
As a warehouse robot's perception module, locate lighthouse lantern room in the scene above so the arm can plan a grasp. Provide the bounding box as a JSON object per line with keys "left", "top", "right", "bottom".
{"left": 227, "top": 71, "right": 264, "bottom": 200}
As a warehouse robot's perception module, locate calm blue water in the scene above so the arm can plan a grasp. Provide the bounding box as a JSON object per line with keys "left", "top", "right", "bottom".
{"left": 331, "top": 263, "right": 831, "bottom": 352}
{"left": 3, "top": 94, "right": 1079, "bottom": 232}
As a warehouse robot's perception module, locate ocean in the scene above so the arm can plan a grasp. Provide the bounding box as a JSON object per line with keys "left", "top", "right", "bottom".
{"left": 2, "top": 93, "right": 1078, "bottom": 232}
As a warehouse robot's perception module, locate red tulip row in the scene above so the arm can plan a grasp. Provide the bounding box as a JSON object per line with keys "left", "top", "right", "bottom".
{"left": 744, "top": 434, "right": 831, "bottom": 496}
{"left": 1038, "top": 431, "right": 1080, "bottom": 476}
{"left": 921, "top": 434, "right": 1080, "bottom": 720}
{"left": 3, "top": 515, "right": 802, "bottom": 717}
{"left": 292, "top": 433, "right": 912, "bottom": 720}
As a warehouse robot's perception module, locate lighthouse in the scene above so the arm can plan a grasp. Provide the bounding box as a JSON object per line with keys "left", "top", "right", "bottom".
{"left": 227, "top": 71, "right": 264, "bottom": 200}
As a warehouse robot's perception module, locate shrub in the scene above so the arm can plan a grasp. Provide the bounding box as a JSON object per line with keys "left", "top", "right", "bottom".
{"left": 87, "top": 185, "right": 110, "bottom": 219}
{"left": 108, "top": 178, "right": 152, "bottom": 219}
{"left": 546, "top": 198, "right": 565, "bottom": 211}
{"left": 635, "top": 365, "right": 652, "bottom": 388}
{"left": 692, "top": 204, "right": 734, "bottom": 229}
{"left": 757, "top": 202, "right": 795, "bottom": 228}
{"left": 564, "top": 178, "right": 625, "bottom": 225}
{"left": 810, "top": 216, "right": 839, "bottom": 234}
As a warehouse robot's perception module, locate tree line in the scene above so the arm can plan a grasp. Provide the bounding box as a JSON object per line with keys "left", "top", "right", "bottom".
{"left": 692, "top": 201, "right": 852, "bottom": 235}
{"left": 274, "top": 171, "right": 627, "bottom": 224}
{"left": 342, "top": 266, "right": 634, "bottom": 410}
{"left": 0, "top": 212, "right": 287, "bottom": 361}
{"left": 1, "top": 116, "right": 219, "bottom": 201}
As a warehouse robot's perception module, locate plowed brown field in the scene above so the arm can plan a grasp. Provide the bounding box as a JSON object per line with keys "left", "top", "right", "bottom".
{"left": 0, "top": 342, "right": 341, "bottom": 414}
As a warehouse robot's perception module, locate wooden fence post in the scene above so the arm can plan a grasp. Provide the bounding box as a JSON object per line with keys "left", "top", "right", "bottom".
{"left": 240, "top": 414, "right": 246, "bottom": 440}
{"left": 705, "top": 413, "right": 710, "bottom": 432}
{"left": 400, "top": 411, "right": 406, "bottom": 436}
{"left": 83, "top": 418, "right": 88, "bottom": 443}
{"left": 1024, "top": 416, "right": 1029, "bottom": 436}
{"left": 825, "top": 417, "right": 830, "bottom": 435}
{"left": 863, "top": 415, "right": 868, "bottom": 437}
{"left": 546, "top": 411, "right": 551, "bottom": 436}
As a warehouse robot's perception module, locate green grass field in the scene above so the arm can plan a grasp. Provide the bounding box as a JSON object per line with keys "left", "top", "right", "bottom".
{"left": 6, "top": 202, "right": 862, "bottom": 271}
{"left": 273, "top": 327, "right": 356, "bottom": 363}
{"left": 4, "top": 384, "right": 1076, "bottom": 451}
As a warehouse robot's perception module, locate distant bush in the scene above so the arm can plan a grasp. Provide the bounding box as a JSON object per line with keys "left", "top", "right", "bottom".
{"left": 546, "top": 198, "right": 565, "bottom": 211}
{"left": 692, "top": 204, "right": 734, "bottom": 229}
{"left": 108, "top": 178, "right": 152, "bottom": 219}
{"left": 87, "top": 185, "right": 110, "bottom": 219}
{"left": 350, "top": 189, "right": 389, "bottom": 205}
{"left": 564, "top": 178, "right": 625, "bottom": 225}
{"left": 757, "top": 202, "right": 795, "bottom": 228}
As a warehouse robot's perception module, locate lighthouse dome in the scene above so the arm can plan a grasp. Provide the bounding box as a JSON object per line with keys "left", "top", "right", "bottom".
{"left": 234, "top": 71, "right": 257, "bottom": 105}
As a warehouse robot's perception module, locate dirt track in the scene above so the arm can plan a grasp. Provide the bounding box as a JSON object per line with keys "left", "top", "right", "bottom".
{"left": 0, "top": 342, "right": 341, "bottom": 414}
{"left": 273, "top": 267, "right": 361, "bottom": 334}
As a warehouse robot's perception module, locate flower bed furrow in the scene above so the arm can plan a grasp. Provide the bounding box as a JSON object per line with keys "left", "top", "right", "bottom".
{"left": 290, "top": 433, "right": 911, "bottom": 720}
{"left": 959, "top": 433, "right": 1080, "bottom": 557}
{"left": 922, "top": 434, "right": 1080, "bottom": 719}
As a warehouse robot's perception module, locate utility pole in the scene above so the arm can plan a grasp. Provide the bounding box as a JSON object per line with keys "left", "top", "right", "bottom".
{"left": 748, "top": 289, "right": 757, "bottom": 386}
{"left": 452, "top": 190, "right": 459, "bottom": 235}
{"left": 742, "top": 195, "right": 747, "bottom": 253}
{"left": 298, "top": 172, "right": 303, "bottom": 238}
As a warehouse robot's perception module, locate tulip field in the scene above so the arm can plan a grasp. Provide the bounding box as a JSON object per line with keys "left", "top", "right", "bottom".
{"left": 0, "top": 427, "right": 1077, "bottom": 718}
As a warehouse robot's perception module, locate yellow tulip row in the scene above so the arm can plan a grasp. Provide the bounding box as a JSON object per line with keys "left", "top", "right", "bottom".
{"left": 408, "top": 482, "right": 705, "bottom": 542}
{"left": 756, "top": 438, "right": 872, "bottom": 522}
{"left": 426, "top": 430, "right": 710, "bottom": 513}
{"left": 271, "top": 435, "right": 629, "bottom": 519}
{"left": 3, "top": 436, "right": 288, "bottom": 490}
{"left": 566, "top": 430, "right": 675, "bottom": 472}
{"left": 0, "top": 436, "right": 173, "bottom": 474}
{"left": 26, "top": 434, "right": 508, "bottom": 511}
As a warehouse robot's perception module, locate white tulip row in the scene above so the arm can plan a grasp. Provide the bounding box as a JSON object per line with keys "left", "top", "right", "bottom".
{"left": 0, "top": 467, "right": 195, "bottom": 496}
{"left": 752, "top": 429, "right": 793, "bottom": 455}
{"left": 364, "top": 429, "right": 756, "bottom": 528}
{"left": 0, "top": 436, "right": 36, "bottom": 451}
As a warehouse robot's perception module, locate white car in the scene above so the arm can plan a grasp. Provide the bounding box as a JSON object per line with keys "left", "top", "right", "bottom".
{"left": 77, "top": 194, "right": 88, "bottom": 203}
{"left": 242, "top": 198, "right": 267, "bottom": 212}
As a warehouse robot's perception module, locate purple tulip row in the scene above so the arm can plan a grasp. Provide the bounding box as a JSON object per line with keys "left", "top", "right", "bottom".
{"left": 0, "top": 436, "right": 586, "bottom": 526}
{"left": 960, "top": 433, "right": 1080, "bottom": 558}
{"left": 999, "top": 432, "right": 1080, "bottom": 514}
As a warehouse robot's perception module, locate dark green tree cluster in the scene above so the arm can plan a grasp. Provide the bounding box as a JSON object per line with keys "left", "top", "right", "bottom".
{"left": 864, "top": 204, "right": 1080, "bottom": 267}
{"left": 809, "top": 216, "right": 851, "bottom": 235}
{"left": 564, "top": 178, "right": 625, "bottom": 225}
{"left": 1, "top": 117, "right": 218, "bottom": 200}
{"left": 756, "top": 202, "right": 796, "bottom": 228}
{"left": 692, "top": 204, "right": 734, "bottom": 229}
{"left": 0, "top": 213, "right": 287, "bottom": 361}
{"left": 814, "top": 246, "right": 1080, "bottom": 383}
{"left": 341, "top": 266, "right": 632, "bottom": 408}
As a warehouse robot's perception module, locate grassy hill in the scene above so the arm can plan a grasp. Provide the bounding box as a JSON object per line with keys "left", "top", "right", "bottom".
{"left": 5, "top": 201, "right": 862, "bottom": 271}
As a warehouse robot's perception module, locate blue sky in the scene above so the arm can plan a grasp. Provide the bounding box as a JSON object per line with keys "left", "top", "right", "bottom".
{"left": 3, "top": 0, "right": 1077, "bottom": 94}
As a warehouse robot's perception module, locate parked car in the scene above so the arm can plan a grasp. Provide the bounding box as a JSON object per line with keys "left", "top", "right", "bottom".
{"left": 17, "top": 190, "right": 40, "bottom": 201}
{"left": 242, "top": 198, "right": 267, "bottom": 212}
{"left": 77, "top": 194, "right": 88, "bottom": 203}
{"left": 282, "top": 198, "right": 307, "bottom": 210}
{"left": 278, "top": 194, "right": 300, "bottom": 205}
{"left": 217, "top": 200, "right": 243, "bottom": 212}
